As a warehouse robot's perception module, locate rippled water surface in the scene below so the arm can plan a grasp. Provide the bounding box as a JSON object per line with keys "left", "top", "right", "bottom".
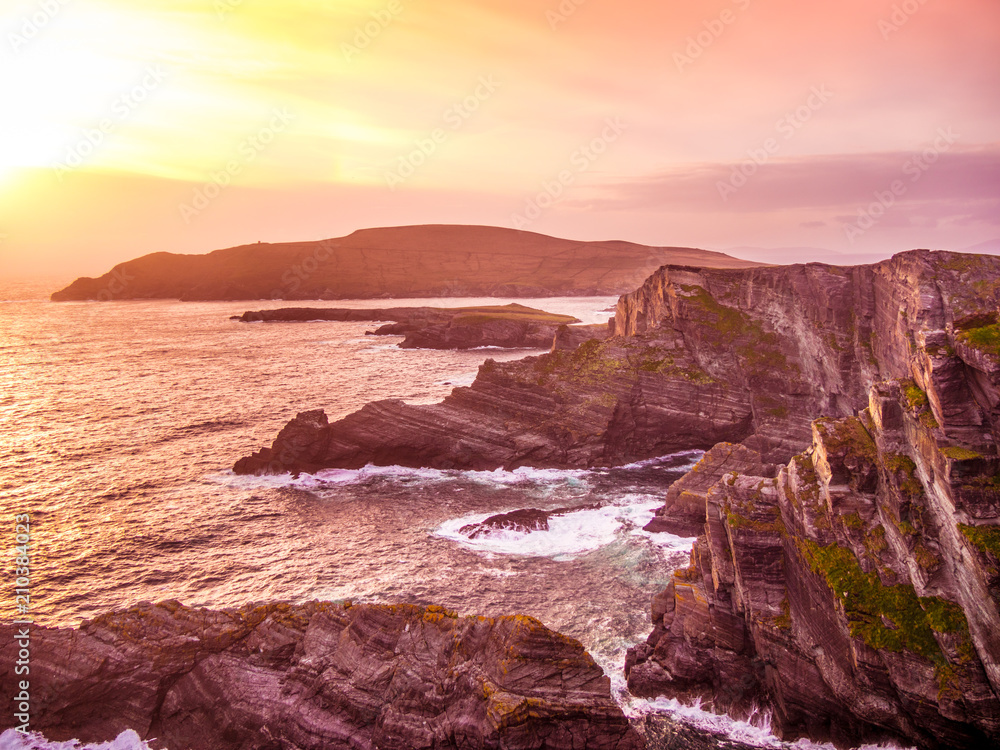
{"left": 1, "top": 282, "right": 699, "bottom": 676}
{"left": 2, "top": 280, "right": 918, "bottom": 750}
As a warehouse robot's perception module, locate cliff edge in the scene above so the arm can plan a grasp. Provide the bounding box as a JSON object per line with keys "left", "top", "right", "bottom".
{"left": 234, "top": 249, "right": 1000, "bottom": 747}
{"left": 0, "top": 600, "right": 642, "bottom": 750}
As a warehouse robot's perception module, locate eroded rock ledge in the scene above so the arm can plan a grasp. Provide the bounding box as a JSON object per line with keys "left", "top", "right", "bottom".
{"left": 0, "top": 600, "right": 642, "bottom": 750}
{"left": 233, "top": 303, "right": 588, "bottom": 350}
{"left": 236, "top": 250, "right": 976, "bottom": 475}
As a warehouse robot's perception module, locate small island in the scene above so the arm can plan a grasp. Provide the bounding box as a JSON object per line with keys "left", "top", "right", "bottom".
{"left": 233, "top": 302, "right": 606, "bottom": 350}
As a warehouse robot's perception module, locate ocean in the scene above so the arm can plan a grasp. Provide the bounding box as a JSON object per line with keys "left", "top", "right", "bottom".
{"left": 0, "top": 280, "right": 908, "bottom": 749}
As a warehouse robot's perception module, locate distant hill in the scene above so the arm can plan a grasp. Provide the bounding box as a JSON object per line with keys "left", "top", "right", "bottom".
{"left": 50, "top": 224, "right": 761, "bottom": 301}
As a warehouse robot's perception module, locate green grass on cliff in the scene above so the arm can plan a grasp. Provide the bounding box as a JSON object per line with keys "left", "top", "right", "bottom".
{"left": 450, "top": 304, "right": 578, "bottom": 327}
{"left": 797, "top": 540, "right": 973, "bottom": 672}
{"left": 941, "top": 446, "right": 984, "bottom": 461}
{"left": 957, "top": 322, "right": 1000, "bottom": 358}
{"left": 959, "top": 523, "right": 1000, "bottom": 560}
{"left": 883, "top": 452, "right": 924, "bottom": 500}
{"left": 899, "top": 379, "right": 939, "bottom": 429}
{"left": 814, "top": 416, "right": 877, "bottom": 463}
{"left": 677, "top": 284, "right": 794, "bottom": 374}
{"left": 534, "top": 337, "right": 715, "bottom": 389}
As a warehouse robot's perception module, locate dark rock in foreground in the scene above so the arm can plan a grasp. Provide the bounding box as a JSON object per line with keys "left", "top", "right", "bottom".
{"left": 233, "top": 302, "right": 587, "bottom": 350}
{"left": 0, "top": 600, "right": 643, "bottom": 750}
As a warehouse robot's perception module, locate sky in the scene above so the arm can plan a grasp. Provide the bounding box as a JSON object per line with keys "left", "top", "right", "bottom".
{"left": 0, "top": 0, "right": 998, "bottom": 277}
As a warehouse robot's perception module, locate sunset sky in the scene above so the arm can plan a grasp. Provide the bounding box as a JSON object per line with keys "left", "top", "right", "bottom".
{"left": 1, "top": 0, "right": 998, "bottom": 277}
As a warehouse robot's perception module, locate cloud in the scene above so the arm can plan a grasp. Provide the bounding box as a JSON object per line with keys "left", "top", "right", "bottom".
{"left": 581, "top": 145, "right": 1000, "bottom": 221}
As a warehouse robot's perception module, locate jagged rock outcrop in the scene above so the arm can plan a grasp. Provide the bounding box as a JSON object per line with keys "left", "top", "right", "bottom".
{"left": 234, "top": 303, "right": 582, "bottom": 350}
{"left": 233, "top": 332, "right": 754, "bottom": 474}
{"left": 552, "top": 323, "right": 615, "bottom": 351}
{"left": 627, "top": 251, "right": 1000, "bottom": 748}
{"left": 235, "top": 251, "right": 941, "bottom": 475}
{"left": 643, "top": 443, "right": 778, "bottom": 537}
{"left": 460, "top": 508, "right": 553, "bottom": 537}
{"left": 232, "top": 249, "right": 1000, "bottom": 747}
{"left": 50, "top": 224, "right": 758, "bottom": 301}
{"left": 0, "top": 600, "right": 642, "bottom": 750}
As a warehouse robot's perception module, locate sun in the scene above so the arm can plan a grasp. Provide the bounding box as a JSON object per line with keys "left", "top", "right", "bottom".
{"left": 0, "top": 7, "right": 150, "bottom": 182}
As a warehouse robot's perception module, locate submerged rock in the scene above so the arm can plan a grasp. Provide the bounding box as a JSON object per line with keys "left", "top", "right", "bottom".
{"left": 0, "top": 600, "right": 643, "bottom": 750}
{"left": 461, "top": 508, "right": 552, "bottom": 537}
{"left": 458, "top": 504, "right": 601, "bottom": 538}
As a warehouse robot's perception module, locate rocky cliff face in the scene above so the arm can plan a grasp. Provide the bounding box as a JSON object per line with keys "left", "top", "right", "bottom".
{"left": 0, "top": 601, "right": 641, "bottom": 750}
{"left": 625, "top": 251, "right": 1000, "bottom": 749}
{"left": 232, "top": 249, "right": 1000, "bottom": 747}
{"left": 234, "top": 255, "right": 911, "bottom": 475}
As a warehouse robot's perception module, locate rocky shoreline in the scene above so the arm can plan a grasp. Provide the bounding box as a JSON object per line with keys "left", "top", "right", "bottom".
{"left": 234, "top": 249, "right": 1000, "bottom": 748}
{"left": 233, "top": 303, "right": 590, "bottom": 350}
{"left": 0, "top": 600, "right": 642, "bottom": 750}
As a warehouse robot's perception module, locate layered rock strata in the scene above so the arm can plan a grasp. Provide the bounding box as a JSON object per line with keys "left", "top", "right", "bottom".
{"left": 627, "top": 252, "right": 1000, "bottom": 748}
{"left": 236, "top": 253, "right": 931, "bottom": 475}
{"left": 0, "top": 600, "right": 642, "bottom": 750}
{"left": 232, "top": 249, "right": 1000, "bottom": 747}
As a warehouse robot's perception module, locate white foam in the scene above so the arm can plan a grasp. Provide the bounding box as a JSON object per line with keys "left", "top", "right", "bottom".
{"left": 615, "top": 449, "right": 705, "bottom": 471}
{"left": 622, "top": 500, "right": 699, "bottom": 552}
{"left": 625, "top": 696, "right": 915, "bottom": 750}
{"left": 209, "top": 464, "right": 593, "bottom": 491}
{"left": 436, "top": 504, "right": 625, "bottom": 559}
{"left": 0, "top": 729, "right": 155, "bottom": 750}
{"left": 435, "top": 493, "right": 689, "bottom": 560}
{"left": 462, "top": 465, "right": 590, "bottom": 486}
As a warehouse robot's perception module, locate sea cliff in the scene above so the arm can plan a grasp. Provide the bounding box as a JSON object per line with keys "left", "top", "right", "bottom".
{"left": 235, "top": 249, "right": 1000, "bottom": 747}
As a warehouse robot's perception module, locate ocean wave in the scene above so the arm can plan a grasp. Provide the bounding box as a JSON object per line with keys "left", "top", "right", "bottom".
{"left": 435, "top": 504, "right": 625, "bottom": 559}
{"left": 0, "top": 729, "right": 154, "bottom": 750}
{"left": 613, "top": 450, "right": 705, "bottom": 471}
{"left": 627, "top": 696, "right": 915, "bottom": 750}
{"left": 435, "top": 493, "right": 695, "bottom": 560}
{"left": 209, "top": 463, "right": 594, "bottom": 491}
{"left": 211, "top": 448, "right": 702, "bottom": 493}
